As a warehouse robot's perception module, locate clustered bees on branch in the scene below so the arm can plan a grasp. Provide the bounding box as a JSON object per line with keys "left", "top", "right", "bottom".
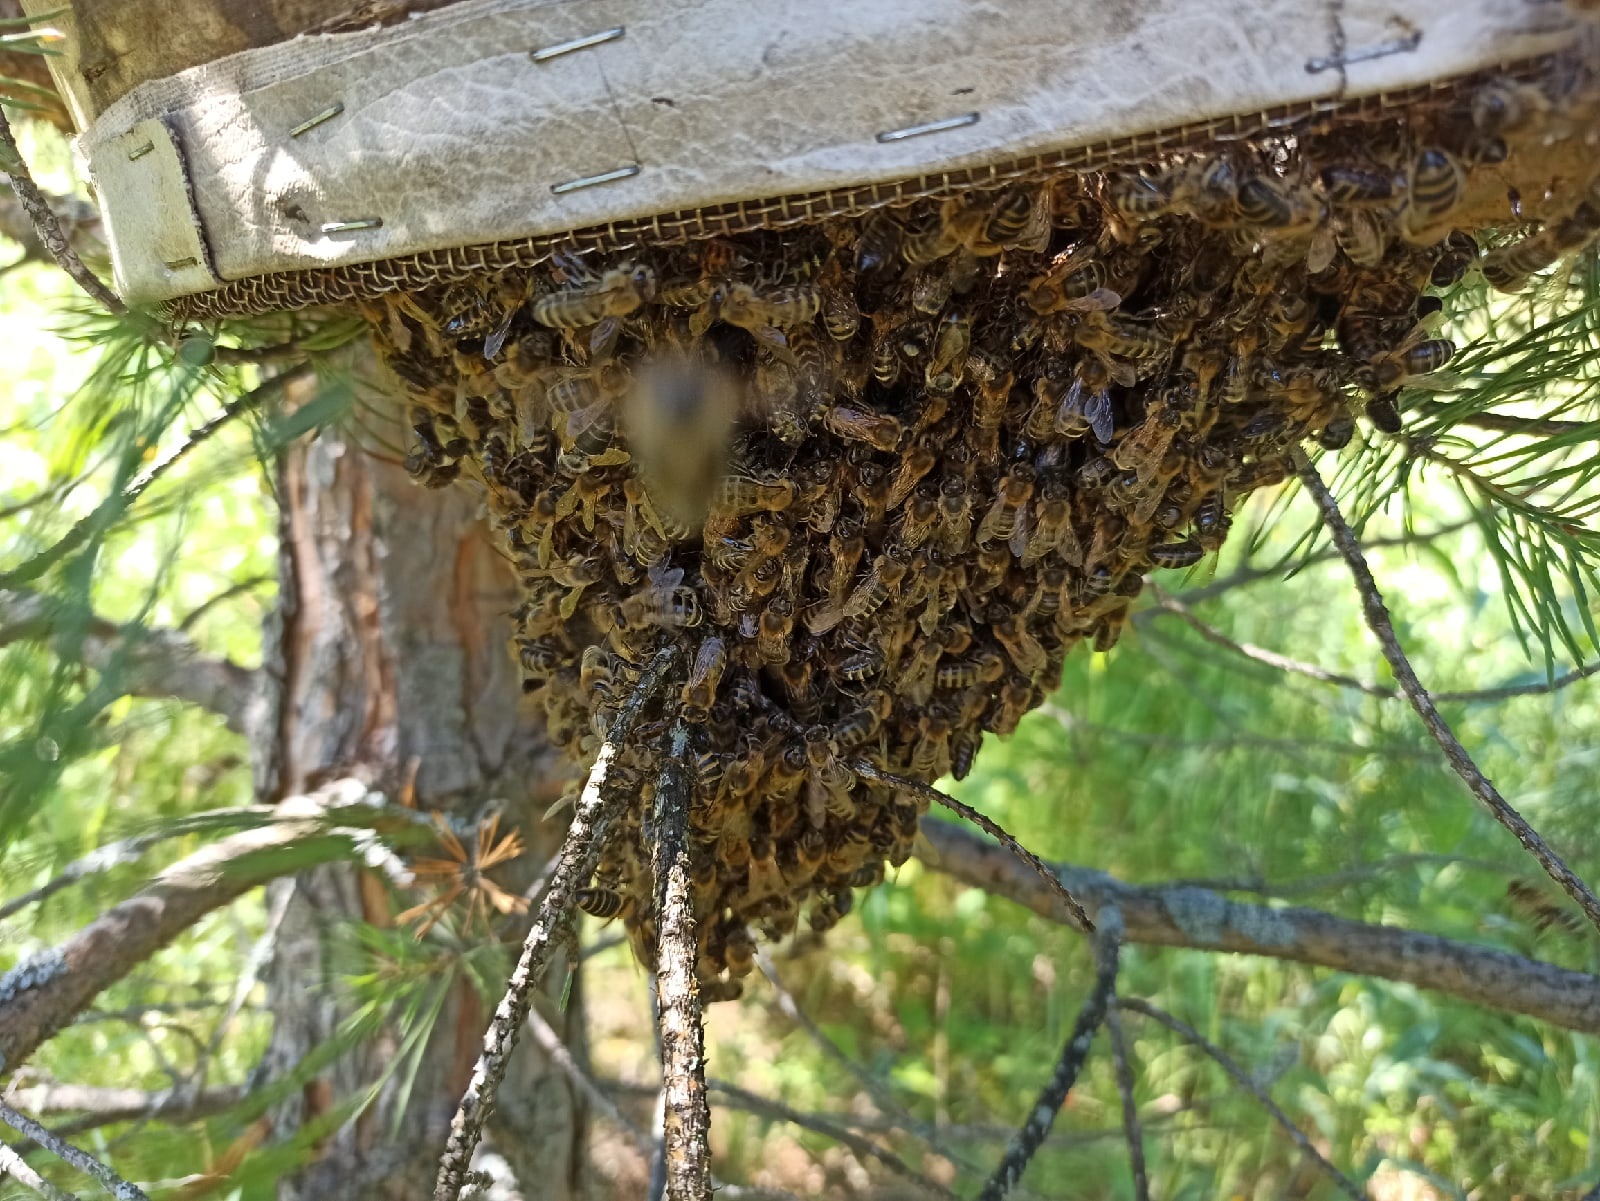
{"left": 367, "top": 71, "right": 1600, "bottom": 999}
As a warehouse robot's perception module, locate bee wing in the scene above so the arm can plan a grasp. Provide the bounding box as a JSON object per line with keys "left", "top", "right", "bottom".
{"left": 1008, "top": 501, "right": 1033, "bottom": 561}
{"left": 1015, "top": 189, "right": 1053, "bottom": 254}
{"left": 589, "top": 315, "right": 622, "bottom": 359}
{"left": 1065, "top": 288, "right": 1123, "bottom": 313}
{"left": 1305, "top": 223, "right": 1338, "bottom": 275}
{"left": 751, "top": 325, "right": 798, "bottom": 366}
{"left": 1086, "top": 392, "right": 1117, "bottom": 443}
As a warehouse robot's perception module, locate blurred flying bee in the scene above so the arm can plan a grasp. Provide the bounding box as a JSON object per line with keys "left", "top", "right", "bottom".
{"left": 623, "top": 355, "right": 740, "bottom": 532}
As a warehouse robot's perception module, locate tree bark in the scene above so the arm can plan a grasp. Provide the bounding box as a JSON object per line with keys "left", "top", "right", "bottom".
{"left": 256, "top": 371, "right": 587, "bottom": 1201}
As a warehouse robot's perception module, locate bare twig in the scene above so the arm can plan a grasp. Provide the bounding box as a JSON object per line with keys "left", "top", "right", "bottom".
{"left": 434, "top": 644, "right": 678, "bottom": 1201}
{"left": 920, "top": 819, "right": 1600, "bottom": 1037}
{"left": 1105, "top": 1006, "right": 1150, "bottom": 1201}
{"left": 0, "top": 1138, "right": 81, "bottom": 1201}
{"left": 756, "top": 951, "right": 981, "bottom": 1178}
{"left": 979, "top": 909, "right": 1123, "bottom": 1201}
{"left": 0, "top": 1099, "right": 148, "bottom": 1200}
{"left": 1150, "top": 586, "right": 1600, "bottom": 704}
{"left": 0, "top": 1083, "right": 244, "bottom": 1139}
{"left": 707, "top": 1079, "right": 959, "bottom": 1201}
{"left": 524, "top": 1003, "right": 653, "bottom": 1160}
{"left": 1150, "top": 587, "right": 1396, "bottom": 697}
{"left": 652, "top": 721, "right": 711, "bottom": 1201}
{"left": 1118, "top": 998, "right": 1366, "bottom": 1201}
{"left": 850, "top": 762, "right": 1091, "bottom": 933}
{"left": 0, "top": 108, "right": 122, "bottom": 314}
{"left": 1294, "top": 449, "right": 1600, "bottom": 936}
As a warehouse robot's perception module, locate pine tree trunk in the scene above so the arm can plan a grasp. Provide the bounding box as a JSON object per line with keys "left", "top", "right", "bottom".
{"left": 255, "top": 368, "right": 590, "bottom": 1200}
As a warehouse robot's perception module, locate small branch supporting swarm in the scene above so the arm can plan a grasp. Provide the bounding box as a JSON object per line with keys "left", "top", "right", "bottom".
{"left": 652, "top": 721, "right": 711, "bottom": 1201}
{"left": 434, "top": 644, "right": 679, "bottom": 1201}
{"left": 0, "top": 1098, "right": 148, "bottom": 1201}
{"left": 1293, "top": 449, "right": 1600, "bottom": 936}
{"left": 979, "top": 908, "right": 1123, "bottom": 1201}
{"left": 0, "top": 107, "right": 122, "bottom": 315}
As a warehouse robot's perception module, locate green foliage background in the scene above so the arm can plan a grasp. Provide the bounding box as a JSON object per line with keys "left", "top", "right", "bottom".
{"left": 2, "top": 122, "right": 1599, "bottom": 1200}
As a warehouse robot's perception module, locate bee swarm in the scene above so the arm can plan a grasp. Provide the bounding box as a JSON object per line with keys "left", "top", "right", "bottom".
{"left": 366, "top": 64, "right": 1600, "bottom": 999}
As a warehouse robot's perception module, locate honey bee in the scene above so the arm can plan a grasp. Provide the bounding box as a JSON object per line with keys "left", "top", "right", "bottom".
{"left": 926, "top": 310, "right": 972, "bottom": 387}
{"left": 532, "top": 261, "right": 657, "bottom": 330}
{"left": 1369, "top": 320, "right": 1454, "bottom": 392}
{"left": 976, "top": 466, "right": 1036, "bottom": 547}
{"left": 1319, "top": 164, "right": 1399, "bottom": 206}
{"left": 901, "top": 196, "right": 998, "bottom": 265}
{"left": 1235, "top": 174, "right": 1322, "bottom": 233}
{"left": 1075, "top": 311, "right": 1170, "bottom": 382}
{"left": 577, "top": 886, "right": 634, "bottom": 921}
{"left": 1111, "top": 401, "right": 1183, "bottom": 486}
{"left": 855, "top": 212, "right": 904, "bottom": 277}
{"left": 681, "top": 637, "right": 729, "bottom": 723}
{"left": 830, "top": 690, "right": 893, "bottom": 751}
{"left": 821, "top": 404, "right": 903, "bottom": 452}
{"left": 1147, "top": 536, "right": 1204, "bottom": 569}
{"left": 1482, "top": 202, "right": 1600, "bottom": 292}
{"left": 618, "top": 563, "right": 703, "bottom": 629}
{"left": 803, "top": 727, "right": 857, "bottom": 826}
{"left": 1332, "top": 207, "right": 1389, "bottom": 269}
{"left": 935, "top": 476, "right": 974, "bottom": 555}
{"left": 1430, "top": 230, "right": 1479, "bottom": 288}
{"left": 820, "top": 275, "right": 862, "bottom": 341}
{"left": 757, "top": 597, "right": 795, "bottom": 666}
{"left": 841, "top": 547, "right": 911, "bottom": 621}
{"left": 870, "top": 315, "right": 902, "bottom": 386}
{"left": 1024, "top": 251, "right": 1122, "bottom": 316}
{"left": 1400, "top": 147, "right": 1465, "bottom": 242}
{"left": 1052, "top": 359, "right": 1116, "bottom": 444}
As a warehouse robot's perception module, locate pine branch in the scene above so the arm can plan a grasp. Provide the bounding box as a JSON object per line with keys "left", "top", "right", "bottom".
{"left": 0, "top": 1084, "right": 245, "bottom": 1127}
{"left": 434, "top": 644, "right": 679, "bottom": 1201}
{"left": 1294, "top": 449, "right": 1600, "bottom": 936}
{"left": 1117, "top": 999, "right": 1366, "bottom": 1201}
{"left": 0, "top": 1138, "right": 80, "bottom": 1201}
{"left": 0, "top": 807, "right": 276, "bottom": 923}
{"left": 0, "top": 1099, "right": 149, "bottom": 1201}
{"left": 919, "top": 819, "right": 1600, "bottom": 1037}
{"left": 0, "top": 588, "right": 262, "bottom": 734}
{"left": 1419, "top": 402, "right": 1594, "bottom": 438}
{"left": 1105, "top": 1006, "right": 1149, "bottom": 1201}
{"left": 979, "top": 908, "right": 1122, "bottom": 1201}
{"left": 0, "top": 108, "right": 122, "bottom": 315}
{"left": 652, "top": 721, "right": 710, "bottom": 1201}
{"left": 0, "top": 780, "right": 415, "bottom": 1070}
{"left": 850, "top": 762, "right": 1091, "bottom": 932}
